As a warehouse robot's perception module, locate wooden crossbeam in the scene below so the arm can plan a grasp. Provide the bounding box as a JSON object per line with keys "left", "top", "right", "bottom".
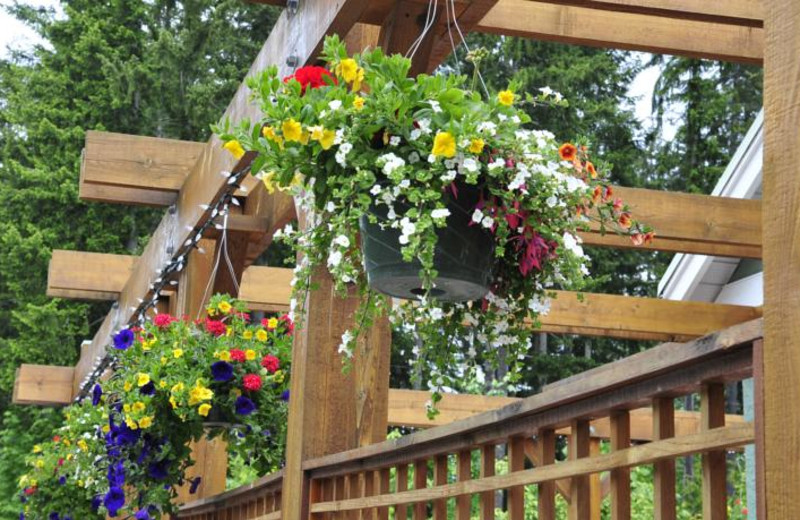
{"left": 476, "top": 0, "right": 764, "bottom": 64}
{"left": 13, "top": 364, "right": 75, "bottom": 406}
{"left": 50, "top": 251, "right": 760, "bottom": 343}
{"left": 72, "top": 0, "right": 368, "bottom": 396}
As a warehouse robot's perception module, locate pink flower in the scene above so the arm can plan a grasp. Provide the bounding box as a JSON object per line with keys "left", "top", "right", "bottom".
{"left": 243, "top": 374, "right": 262, "bottom": 392}
{"left": 154, "top": 313, "right": 176, "bottom": 328}
{"left": 205, "top": 319, "right": 226, "bottom": 337}
{"left": 261, "top": 355, "right": 280, "bottom": 373}
{"left": 229, "top": 349, "right": 246, "bottom": 362}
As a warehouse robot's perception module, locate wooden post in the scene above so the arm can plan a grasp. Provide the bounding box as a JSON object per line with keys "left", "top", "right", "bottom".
{"left": 652, "top": 397, "right": 675, "bottom": 520}
{"left": 610, "top": 410, "right": 631, "bottom": 520}
{"left": 763, "top": 0, "right": 800, "bottom": 517}
{"left": 701, "top": 383, "right": 727, "bottom": 520}
{"left": 536, "top": 430, "right": 557, "bottom": 520}
{"left": 480, "top": 445, "right": 495, "bottom": 520}
{"left": 589, "top": 438, "right": 602, "bottom": 520}
{"left": 752, "top": 340, "right": 766, "bottom": 520}
{"left": 568, "top": 420, "right": 591, "bottom": 519}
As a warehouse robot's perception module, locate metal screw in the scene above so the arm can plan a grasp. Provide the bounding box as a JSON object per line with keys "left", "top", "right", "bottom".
{"left": 286, "top": 55, "right": 299, "bottom": 68}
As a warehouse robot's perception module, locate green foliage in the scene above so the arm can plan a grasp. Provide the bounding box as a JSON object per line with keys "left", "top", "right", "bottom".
{"left": 0, "top": 0, "right": 279, "bottom": 514}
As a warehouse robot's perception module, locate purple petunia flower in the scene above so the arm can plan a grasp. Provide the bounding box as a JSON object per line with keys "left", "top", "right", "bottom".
{"left": 139, "top": 381, "right": 156, "bottom": 396}
{"left": 280, "top": 390, "right": 290, "bottom": 402}
{"left": 113, "top": 329, "right": 134, "bottom": 350}
{"left": 58, "top": 476, "right": 66, "bottom": 485}
{"left": 235, "top": 395, "right": 256, "bottom": 415}
{"left": 210, "top": 361, "right": 234, "bottom": 382}
{"left": 90, "top": 496, "right": 102, "bottom": 512}
{"left": 148, "top": 460, "right": 170, "bottom": 480}
{"left": 134, "top": 509, "right": 151, "bottom": 520}
{"left": 48, "top": 513, "right": 59, "bottom": 520}
{"left": 104, "top": 486, "right": 125, "bottom": 517}
{"left": 92, "top": 384, "right": 103, "bottom": 406}
{"left": 189, "top": 477, "right": 202, "bottom": 495}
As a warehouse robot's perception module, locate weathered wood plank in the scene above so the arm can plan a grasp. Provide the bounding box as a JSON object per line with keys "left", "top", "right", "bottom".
{"left": 536, "top": 430, "right": 557, "bottom": 520}
{"left": 568, "top": 420, "right": 591, "bottom": 520}
{"left": 762, "top": 0, "right": 800, "bottom": 517}
{"left": 12, "top": 365, "right": 74, "bottom": 406}
{"left": 652, "top": 397, "right": 676, "bottom": 520}
{"left": 700, "top": 383, "right": 726, "bottom": 520}
{"left": 48, "top": 250, "right": 136, "bottom": 301}
{"left": 476, "top": 0, "right": 763, "bottom": 64}
{"left": 609, "top": 411, "right": 631, "bottom": 520}
{"left": 479, "top": 445, "right": 495, "bottom": 520}
{"left": 508, "top": 437, "right": 526, "bottom": 520}
{"left": 309, "top": 424, "right": 754, "bottom": 512}
{"left": 455, "top": 450, "right": 472, "bottom": 520}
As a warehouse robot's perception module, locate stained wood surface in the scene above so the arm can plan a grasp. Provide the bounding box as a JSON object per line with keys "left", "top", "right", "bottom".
{"left": 762, "top": 0, "right": 800, "bottom": 517}
{"left": 303, "top": 319, "right": 759, "bottom": 478}
{"left": 476, "top": 0, "right": 763, "bottom": 64}
{"left": 309, "top": 424, "right": 754, "bottom": 513}
{"left": 652, "top": 397, "right": 676, "bottom": 520}
{"left": 609, "top": 411, "right": 631, "bottom": 520}
{"left": 568, "top": 420, "right": 591, "bottom": 519}
{"left": 700, "top": 383, "right": 726, "bottom": 520}
{"left": 12, "top": 365, "right": 74, "bottom": 406}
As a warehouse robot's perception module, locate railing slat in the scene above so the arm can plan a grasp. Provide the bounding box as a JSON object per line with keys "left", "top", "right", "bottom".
{"left": 569, "top": 420, "right": 591, "bottom": 519}
{"left": 536, "top": 430, "right": 557, "bottom": 520}
{"left": 456, "top": 450, "right": 472, "bottom": 520}
{"left": 346, "top": 473, "right": 361, "bottom": 520}
{"left": 508, "top": 437, "right": 526, "bottom": 520}
{"left": 377, "top": 468, "right": 390, "bottom": 520}
{"left": 653, "top": 397, "right": 676, "bottom": 520}
{"left": 480, "top": 446, "right": 496, "bottom": 520}
{"left": 363, "top": 471, "right": 375, "bottom": 520}
{"left": 701, "top": 383, "right": 727, "bottom": 520}
{"left": 610, "top": 410, "right": 631, "bottom": 520}
{"left": 334, "top": 476, "right": 346, "bottom": 520}
{"left": 413, "top": 460, "right": 427, "bottom": 520}
{"left": 433, "top": 455, "right": 448, "bottom": 519}
{"left": 395, "top": 464, "right": 409, "bottom": 520}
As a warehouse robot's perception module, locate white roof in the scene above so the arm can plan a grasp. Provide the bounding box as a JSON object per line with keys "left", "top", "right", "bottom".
{"left": 657, "top": 110, "right": 763, "bottom": 303}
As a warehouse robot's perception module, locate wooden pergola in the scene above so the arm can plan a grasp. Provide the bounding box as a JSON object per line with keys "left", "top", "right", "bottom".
{"left": 11, "top": 0, "right": 800, "bottom": 518}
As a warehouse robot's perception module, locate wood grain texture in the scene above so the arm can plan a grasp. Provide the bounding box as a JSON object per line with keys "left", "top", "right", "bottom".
{"left": 12, "top": 365, "right": 74, "bottom": 406}
{"left": 536, "top": 430, "right": 557, "bottom": 520}
{"left": 476, "top": 0, "right": 763, "bottom": 64}
{"left": 479, "top": 445, "right": 495, "bottom": 520}
{"left": 652, "top": 397, "right": 676, "bottom": 520}
{"left": 609, "top": 411, "right": 631, "bottom": 520}
{"left": 700, "top": 383, "right": 726, "bottom": 520}
{"left": 568, "top": 420, "right": 591, "bottom": 519}
{"left": 762, "top": 0, "right": 800, "bottom": 516}
{"left": 309, "top": 424, "right": 754, "bottom": 513}
{"left": 455, "top": 450, "right": 472, "bottom": 520}
{"left": 508, "top": 437, "right": 526, "bottom": 520}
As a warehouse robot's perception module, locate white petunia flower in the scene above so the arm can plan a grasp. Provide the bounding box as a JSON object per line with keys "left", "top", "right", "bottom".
{"left": 427, "top": 154, "right": 436, "bottom": 163}
{"left": 429, "top": 100, "right": 442, "bottom": 113}
{"left": 334, "top": 235, "right": 350, "bottom": 248}
{"left": 325, "top": 201, "right": 336, "bottom": 212}
{"left": 462, "top": 158, "right": 479, "bottom": 173}
{"left": 431, "top": 208, "right": 450, "bottom": 220}
{"left": 328, "top": 99, "right": 342, "bottom": 110}
{"left": 327, "top": 250, "right": 343, "bottom": 267}
{"left": 546, "top": 195, "right": 558, "bottom": 208}
{"left": 488, "top": 158, "right": 505, "bottom": 170}
{"left": 390, "top": 136, "right": 401, "bottom": 146}
{"left": 441, "top": 169, "right": 457, "bottom": 183}
{"left": 472, "top": 209, "right": 484, "bottom": 223}
{"left": 408, "top": 151, "right": 420, "bottom": 164}
{"left": 417, "top": 118, "right": 432, "bottom": 135}
{"left": 340, "top": 142, "right": 353, "bottom": 154}
{"left": 409, "top": 129, "right": 422, "bottom": 141}
{"left": 477, "top": 121, "right": 497, "bottom": 136}
{"left": 562, "top": 232, "right": 585, "bottom": 258}
{"left": 429, "top": 307, "right": 444, "bottom": 320}
{"left": 481, "top": 216, "right": 494, "bottom": 228}
{"left": 539, "top": 86, "right": 553, "bottom": 97}
{"left": 370, "top": 184, "right": 382, "bottom": 195}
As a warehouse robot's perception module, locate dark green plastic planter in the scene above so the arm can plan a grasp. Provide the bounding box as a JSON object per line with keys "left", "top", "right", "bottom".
{"left": 359, "top": 184, "right": 494, "bottom": 302}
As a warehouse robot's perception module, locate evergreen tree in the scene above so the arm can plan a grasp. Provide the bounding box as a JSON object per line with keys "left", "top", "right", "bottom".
{"left": 0, "top": 2, "right": 278, "bottom": 513}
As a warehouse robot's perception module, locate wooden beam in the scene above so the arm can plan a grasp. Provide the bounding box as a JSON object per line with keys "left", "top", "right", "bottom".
{"left": 12, "top": 365, "right": 74, "bottom": 406}
{"left": 762, "top": 0, "right": 800, "bottom": 516}
{"left": 529, "top": 0, "right": 763, "bottom": 27}
{"left": 476, "top": 0, "right": 764, "bottom": 64}
{"left": 48, "top": 252, "right": 761, "bottom": 342}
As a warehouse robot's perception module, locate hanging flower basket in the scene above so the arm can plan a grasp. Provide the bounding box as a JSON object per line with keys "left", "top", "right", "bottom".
{"left": 216, "top": 35, "right": 653, "bottom": 407}
{"left": 360, "top": 181, "right": 493, "bottom": 301}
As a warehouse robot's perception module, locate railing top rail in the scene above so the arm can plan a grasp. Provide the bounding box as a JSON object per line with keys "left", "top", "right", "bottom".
{"left": 178, "top": 469, "right": 283, "bottom": 513}
{"left": 303, "top": 319, "right": 761, "bottom": 477}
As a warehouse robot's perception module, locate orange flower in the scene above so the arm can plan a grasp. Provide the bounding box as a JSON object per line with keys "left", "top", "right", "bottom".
{"left": 612, "top": 197, "right": 623, "bottom": 211}
{"left": 586, "top": 162, "right": 597, "bottom": 179}
{"left": 644, "top": 231, "right": 655, "bottom": 244}
{"left": 592, "top": 185, "right": 602, "bottom": 204}
{"left": 618, "top": 213, "right": 632, "bottom": 229}
{"left": 603, "top": 185, "right": 613, "bottom": 201}
{"left": 631, "top": 233, "right": 644, "bottom": 246}
{"left": 559, "top": 143, "right": 577, "bottom": 162}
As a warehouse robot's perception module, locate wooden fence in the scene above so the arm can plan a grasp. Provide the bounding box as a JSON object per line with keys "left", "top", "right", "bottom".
{"left": 176, "top": 318, "right": 760, "bottom": 520}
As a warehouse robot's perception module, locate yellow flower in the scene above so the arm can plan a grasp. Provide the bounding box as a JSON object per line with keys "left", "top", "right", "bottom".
{"left": 137, "top": 373, "right": 151, "bottom": 387}
{"left": 169, "top": 396, "right": 178, "bottom": 409}
{"left": 207, "top": 306, "right": 216, "bottom": 317}
{"left": 245, "top": 349, "right": 257, "bottom": 361}
{"left": 159, "top": 380, "right": 167, "bottom": 388}
{"left": 173, "top": 348, "right": 184, "bottom": 359}
{"left": 132, "top": 401, "right": 146, "bottom": 413}
{"left": 66, "top": 454, "right": 73, "bottom": 461}
{"left": 337, "top": 58, "right": 359, "bottom": 83}
{"left": 308, "top": 125, "right": 324, "bottom": 141}
{"left": 32, "top": 445, "right": 42, "bottom": 454}
{"left": 256, "top": 329, "right": 268, "bottom": 342}
{"left": 242, "top": 330, "right": 253, "bottom": 340}
{"left": 123, "top": 404, "right": 131, "bottom": 413}
{"left": 282, "top": 119, "right": 303, "bottom": 142}
{"left": 268, "top": 317, "right": 279, "bottom": 329}
{"left": 319, "top": 129, "right": 336, "bottom": 150}
{"left": 35, "top": 460, "right": 44, "bottom": 469}
{"left": 223, "top": 140, "right": 245, "bottom": 160}
{"left": 198, "top": 404, "right": 212, "bottom": 417}
{"left": 188, "top": 384, "right": 214, "bottom": 406}
{"left": 226, "top": 326, "right": 234, "bottom": 337}
{"left": 469, "top": 138, "right": 485, "bottom": 154}
{"left": 63, "top": 439, "right": 71, "bottom": 447}
{"left": 299, "top": 130, "right": 310, "bottom": 145}
{"left": 274, "top": 371, "right": 285, "bottom": 384}
{"left": 218, "top": 350, "right": 231, "bottom": 362}
{"left": 262, "top": 125, "right": 284, "bottom": 147}
{"left": 123, "top": 381, "right": 132, "bottom": 392}
{"left": 138, "top": 416, "right": 153, "bottom": 429}
{"left": 77, "top": 439, "right": 88, "bottom": 452}
{"left": 141, "top": 339, "right": 156, "bottom": 351}
{"left": 498, "top": 89, "right": 515, "bottom": 106}
{"left": 218, "top": 301, "right": 232, "bottom": 314}
{"left": 231, "top": 388, "right": 242, "bottom": 398}
{"left": 171, "top": 382, "right": 184, "bottom": 394}
{"left": 353, "top": 96, "right": 365, "bottom": 110}
{"left": 262, "top": 171, "right": 279, "bottom": 194}
{"left": 432, "top": 132, "right": 457, "bottom": 158}
{"left": 160, "top": 356, "right": 167, "bottom": 365}
{"left": 102, "top": 425, "right": 110, "bottom": 434}
{"left": 125, "top": 417, "right": 139, "bottom": 430}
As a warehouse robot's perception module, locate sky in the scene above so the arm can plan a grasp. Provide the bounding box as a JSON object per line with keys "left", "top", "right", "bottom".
{"left": 0, "top": 1, "right": 664, "bottom": 131}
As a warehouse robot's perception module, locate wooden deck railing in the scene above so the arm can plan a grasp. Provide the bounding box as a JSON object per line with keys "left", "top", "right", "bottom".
{"left": 176, "top": 318, "right": 761, "bottom": 519}
{"left": 177, "top": 470, "right": 283, "bottom": 520}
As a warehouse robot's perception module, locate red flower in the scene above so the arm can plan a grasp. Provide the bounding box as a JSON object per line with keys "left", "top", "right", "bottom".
{"left": 229, "top": 349, "right": 246, "bottom": 362}
{"left": 280, "top": 314, "right": 294, "bottom": 335}
{"left": 261, "top": 355, "right": 280, "bottom": 373}
{"left": 283, "top": 66, "right": 337, "bottom": 94}
{"left": 57, "top": 458, "right": 64, "bottom": 467}
{"left": 205, "top": 319, "right": 226, "bottom": 337}
{"left": 243, "top": 374, "right": 262, "bottom": 392}
{"left": 24, "top": 487, "right": 36, "bottom": 496}
{"left": 154, "top": 313, "right": 176, "bottom": 328}
{"left": 52, "top": 436, "right": 60, "bottom": 443}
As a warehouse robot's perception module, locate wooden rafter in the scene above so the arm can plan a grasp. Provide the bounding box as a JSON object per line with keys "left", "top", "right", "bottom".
{"left": 49, "top": 251, "right": 760, "bottom": 343}
{"left": 475, "top": 0, "right": 763, "bottom": 64}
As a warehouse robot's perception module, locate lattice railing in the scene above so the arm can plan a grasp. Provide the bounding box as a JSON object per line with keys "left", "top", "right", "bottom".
{"left": 175, "top": 318, "right": 760, "bottom": 519}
